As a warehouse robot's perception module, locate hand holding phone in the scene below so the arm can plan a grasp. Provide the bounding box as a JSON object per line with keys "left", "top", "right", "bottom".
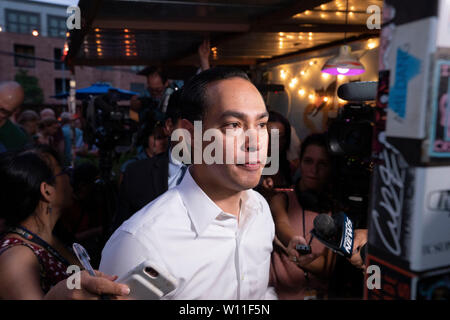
{"left": 116, "top": 261, "right": 178, "bottom": 300}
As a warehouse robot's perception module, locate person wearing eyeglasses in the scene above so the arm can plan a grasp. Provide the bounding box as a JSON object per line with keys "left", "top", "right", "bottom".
{"left": 0, "top": 145, "right": 130, "bottom": 300}
{"left": 0, "top": 81, "right": 28, "bottom": 153}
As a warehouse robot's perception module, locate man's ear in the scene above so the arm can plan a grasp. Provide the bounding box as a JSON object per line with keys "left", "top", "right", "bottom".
{"left": 180, "top": 119, "right": 194, "bottom": 137}
{"left": 40, "top": 181, "right": 55, "bottom": 203}
{"left": 164, "top": 118, "right": 173, "bottom": 136}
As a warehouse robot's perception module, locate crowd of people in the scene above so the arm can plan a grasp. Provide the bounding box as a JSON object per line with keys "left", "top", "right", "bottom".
{"left": 0, "top": 51, "right": 368, "bottom": 299}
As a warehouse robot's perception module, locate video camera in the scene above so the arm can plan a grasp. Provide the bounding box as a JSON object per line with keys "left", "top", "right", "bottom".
{"left": 326, "top": 81, "right": 385, "bottom": 228}
{"left": 84, "top": 89, "right": 138, "bottom": 153}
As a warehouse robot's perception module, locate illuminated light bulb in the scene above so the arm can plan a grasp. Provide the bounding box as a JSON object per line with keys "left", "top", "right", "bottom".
{"left": 125, "top": 40, "right": 130, "bottom": 44}
{"left": 32, "top": 30, "right": 39, "bottom": 37}
{"left": 336, "top": 11, "right": 342, "bottom": 16}
{"left": 337, "top": 75, "right": 345, "bottom": 81}
{"left": 349, "top": 11, "right": 354, "bottom": 16}
{"left": 124, "top": 29, "right": 129, "bottom": 33}
{"left": 337, "top": 67, "right": 350, "bottom": 74}
{"left": 321, "top": 4, "right": 326, "bottom": 9}
{"left": 286, "top": 35, "right": 293, "bottom": 39}
{"left": 304, "top": 10, "right": 310, "bottom": 15}
{"left": 350, "top": 6, "right": 355, "bottom": 10}
{"left": 300, "top": 70, "right": 305, "bottom": 76}
{"left": 96, "top": 34, "right": 101, "bottom": 38}
{"left": 322, "top": 73, "right": 330, "bottom": 80}
{"left": 0, "top": 26, "right": 3, "bottom": 32}
{"left": 279, "top": 32, "right": 284, "bottom": 36}
{"left": 280, "top": 70, "right": 287, "bottom": 79}
{"left": 95, "top": 28, "right": 100, "bottom": 32}
{"left": 368, "top": 41, "right": 377, "bottom": 49}
{"left": 309, "top": 93, "right": 315, "bottom": 101}
{"left": 298, "top": 89, "right": 305, "bottom": 96}
{"left": 96, "top": 40, "right": 101, "bottom": 44}
{"left": 66, "top": 32, "right": 70, "bottom": 37}
{"left": 289, "top": 78, "right": 298, "bottom": 88}
{"left": 320, "top": 13, "right": 327, "bottom": 18}
{"left": 309, "top": 32, "right": 313, "bottom": 36}
{"left": 126, "top": 52, "right": 131, "bottom": 56}
{"left": 299, "top": 35, "right": 303, "bottom": 39}
{"left": 323, "top": 97, "right": 329, "bottom": 102}
{"left": 309, "top": 61, "right": 314, "bottom": 66}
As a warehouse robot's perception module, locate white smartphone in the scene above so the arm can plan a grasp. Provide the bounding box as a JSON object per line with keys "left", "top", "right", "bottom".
{"left": 116, "top": 261, "right": 178, "bottom": 300}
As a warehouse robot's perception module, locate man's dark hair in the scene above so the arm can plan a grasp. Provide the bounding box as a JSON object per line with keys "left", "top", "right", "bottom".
{"left": 179, "top": 67, "right": 251, "bottom": 123}
{"left": 165, "top": 89, "right": 182, "bottom": 123}
{"left": 146, "top": 66, "right": 168, "bottom": 84}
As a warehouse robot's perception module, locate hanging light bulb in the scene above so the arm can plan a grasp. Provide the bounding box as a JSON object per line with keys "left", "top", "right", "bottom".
{"left": 321, "top": 45, "right": 365, "bottom": 76}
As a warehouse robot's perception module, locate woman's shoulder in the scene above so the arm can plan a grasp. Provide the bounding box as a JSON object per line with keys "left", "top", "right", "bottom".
{"left": 0, "top": 237, "right": 41, "bottom": 271}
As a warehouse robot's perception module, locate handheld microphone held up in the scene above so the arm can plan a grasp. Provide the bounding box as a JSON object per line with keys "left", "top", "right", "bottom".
{"left": 310, "top": 212, "right": 354, "bottom": 258}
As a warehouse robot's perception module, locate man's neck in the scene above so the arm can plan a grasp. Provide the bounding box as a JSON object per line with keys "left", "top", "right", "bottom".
{"left": 190, "top": 166, "right": 242, "bottom": 217}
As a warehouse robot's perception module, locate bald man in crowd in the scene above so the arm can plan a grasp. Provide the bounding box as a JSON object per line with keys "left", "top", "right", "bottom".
{"left": 0, "top": 81, "right": 28, "bottom": 152}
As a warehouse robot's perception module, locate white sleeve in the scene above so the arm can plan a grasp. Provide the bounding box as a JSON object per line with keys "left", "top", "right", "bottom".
{"left": 99, "top": 230, "right": 162, "bottom": 280}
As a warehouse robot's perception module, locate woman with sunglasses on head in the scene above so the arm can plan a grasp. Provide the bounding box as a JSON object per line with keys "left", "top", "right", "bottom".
{"left": 0, "top": 145, "right": 129, "bottom": 299}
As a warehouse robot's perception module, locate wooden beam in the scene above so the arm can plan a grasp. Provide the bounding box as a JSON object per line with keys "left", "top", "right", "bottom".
{"left": 253, "top": 0, "right": 334, "bottom": 26}
{"left": 257, "top": 33, "right": 379, "bottom": 66}
{"left": 253, "top": 24, "right": 380, "bottom": 34}
{"left": 94, "top": 19, "right": 250, "bottom": 32}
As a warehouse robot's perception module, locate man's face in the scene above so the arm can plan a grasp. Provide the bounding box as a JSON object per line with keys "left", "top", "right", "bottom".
{"left": 147, "top": 74, "right": 166, "bottom": 99}
{"left": 198, "top": 77, "right": 269, "bottom": 192}
{"left": 0, "top": 96, "right": 18, "bottom": 122}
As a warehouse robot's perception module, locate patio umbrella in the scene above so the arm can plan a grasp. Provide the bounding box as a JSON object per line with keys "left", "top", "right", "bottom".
{"left": 52, "top": 82, "right": 140, "bottom": 101}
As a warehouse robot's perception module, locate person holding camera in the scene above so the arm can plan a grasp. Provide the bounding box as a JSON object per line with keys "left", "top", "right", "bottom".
{"left": 0, "top": 145, "right": 129, "bottom": 299}
{"left": 269, "top": 133, "right": 336, "bottom": 299}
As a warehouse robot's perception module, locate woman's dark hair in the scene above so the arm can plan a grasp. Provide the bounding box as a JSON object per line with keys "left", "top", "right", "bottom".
{"left": 179, "top": 66, "right": 251, "bottom": 123}
{"left": 268, "top": 111, "right": 292, "bottom": 186}
{"left": 299, "top": 133, "right": 330, "bottom": 161}
{"left": 268, "top": 111, "right": 291, "bottom": 152}
{"left": 0, "top": 145, "right": 62, "bottom": 227}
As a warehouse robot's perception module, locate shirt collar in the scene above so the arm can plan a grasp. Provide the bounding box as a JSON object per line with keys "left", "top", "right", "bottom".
{"left": 168, "top": 147, "right": 183, "bottom": 167}
{"left": 176, "top": 168, "right": 262, "bottom": 237}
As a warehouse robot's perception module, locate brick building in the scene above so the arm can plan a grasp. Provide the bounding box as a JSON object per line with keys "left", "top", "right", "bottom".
{"left": 0, "top": 0, "right": 147, "bottom": 108}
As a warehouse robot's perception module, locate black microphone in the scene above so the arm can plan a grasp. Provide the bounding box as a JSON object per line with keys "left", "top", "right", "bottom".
{"left": 311, "top": 212, "right": 354, "bottom": 258}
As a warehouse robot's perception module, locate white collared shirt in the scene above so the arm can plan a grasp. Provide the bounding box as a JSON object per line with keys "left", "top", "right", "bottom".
{"left": 100, "top": 168, "right": 277, "bottom": 300}
{"left": 167, "top": 148, "right": 186, "bottom": 189}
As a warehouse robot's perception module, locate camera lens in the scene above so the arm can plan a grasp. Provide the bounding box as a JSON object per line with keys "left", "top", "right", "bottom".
{"left": 144, "top": 267, "right": 159, "bottom": 278}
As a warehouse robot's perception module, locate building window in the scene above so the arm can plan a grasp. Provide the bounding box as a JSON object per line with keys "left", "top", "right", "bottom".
{"left": 54, "top": 78, "right": 70, "bottom": 95}
{"left": 14, "top": 44, "right": 35, "bottom": 68}
{"left": 5, "top": 9, "right": 40, "bottom": 34}
{"left": 47, "top": 15, "right": 66, "bottom": 38}
{"left": 54, "top": 48, "right": 64, "bottom": 70}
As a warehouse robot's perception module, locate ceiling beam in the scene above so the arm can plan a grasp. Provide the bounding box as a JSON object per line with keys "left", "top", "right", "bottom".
{"left": 253, "top": 24, "right": 380, "bottom": 34}
{"left": 257, "top": 32, "right": 379, "bottom": 66}
{"left": 94, "top": 19, "right": 250, "bottom": 32}
{"left": 252, "top": 0, "right": 334, "bottom": 26}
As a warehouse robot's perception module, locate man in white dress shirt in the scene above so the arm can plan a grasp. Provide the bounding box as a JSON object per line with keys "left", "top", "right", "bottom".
{"left": 100, "top": 67, "right": 277, "bottom": 299}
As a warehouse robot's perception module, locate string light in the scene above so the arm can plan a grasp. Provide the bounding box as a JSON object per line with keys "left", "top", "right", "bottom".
{"left": 321, "top": 73, "right": 330, "bottom": 80}
{"left": 309, "top": 93, "right": 315, "bottom": 101}
{"left": 280, "top": 70, "right": 287, "bottom": 79}
{"left": 298, "top": 89, "right": 305, "bottom": 96}
{"left": 323, "top": 97, "right": 329, "bottom": 102}
{"left": 289, "top": 78, "right": 298, "bottom": 88}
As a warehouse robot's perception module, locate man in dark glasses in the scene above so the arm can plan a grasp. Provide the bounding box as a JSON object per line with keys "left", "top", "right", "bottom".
{"left": 0, "top": 81, "right": 28, "bottom": 153}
